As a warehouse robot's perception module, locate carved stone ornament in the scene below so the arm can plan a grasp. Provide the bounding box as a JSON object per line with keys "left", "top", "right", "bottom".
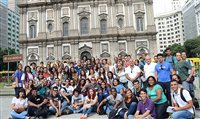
{"left": 99, "top": 13, "right": 108, "bottom": 20}
{"left": 62, "top": 54, "right": 71, "bottom": 60}
{"left": 118, "top": 51, "right": 127, "bottom": 57}
{"left": 27, "top": 53, "right": 39, "bottom": 61}
{"left": 46, "top": 55, "right": 55, "bottom": 60}
{"left": 28, "top": 48, "right": 38, "bottom": 54}
{"left": 136, "top": 41, "right": 148, "bottom": 48}
{"left": 61, "top": 16, "right": 70, "bottom": 23}
{"left": 28, "top": 12, "right": 38, "bottom": 21}
{"left": 100, "top": 52, "right": 110, "bottom": 57}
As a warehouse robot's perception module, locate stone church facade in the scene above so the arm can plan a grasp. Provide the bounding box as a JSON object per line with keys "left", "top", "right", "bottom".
{"left": 18, "top": 0, "right": 157, "bottom": 65}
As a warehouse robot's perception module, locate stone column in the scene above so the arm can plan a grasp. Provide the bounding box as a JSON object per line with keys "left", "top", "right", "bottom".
{"left": 145, "top": 0, "right": 156, "bottom": 31}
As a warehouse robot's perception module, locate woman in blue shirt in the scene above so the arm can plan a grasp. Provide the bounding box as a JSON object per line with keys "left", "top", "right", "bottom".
{"left": 146, "top": 76, "right": 168, "bottom": 119}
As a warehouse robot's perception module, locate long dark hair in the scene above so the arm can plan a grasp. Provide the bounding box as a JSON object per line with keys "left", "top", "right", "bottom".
{"left": 147, "top": 76, "right": 157, "bottom": 87}
{"left": 17, "top": 88, "right": 26, "bottom": 99}
{"left": 24, "top": 66, "right": 31, "bottom": 83}
{"left": 87, "top": 89, "right": 96, "bottom": 100}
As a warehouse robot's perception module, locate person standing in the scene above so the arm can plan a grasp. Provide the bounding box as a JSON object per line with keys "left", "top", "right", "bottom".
{"left": 14, "top": 63, "right": 23, "bottom": 97}
{"left": 154, "top": 53, "right": 175, "bottom": 102}
{"left": 174, "top": 52, "right": 194, "bottom": 97}
{"left": 143, "top": 55, "right": 156, "bottom": 88}
{"left": 164, "top": 48, "right": 176, "bottom": 68}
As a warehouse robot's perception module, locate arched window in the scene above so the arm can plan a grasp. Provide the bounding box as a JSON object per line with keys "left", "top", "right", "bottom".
{"left": 48, "top": 23, "right": 53, "bottom": 32}
{"left": 136, "top": 17, "right": 144, "bottom": 32}
{"left": 100, "top": 19, "right": 107, "bottom": 34}
{"left": 118, "top": 18, "right": 123, "bottom": 29}
{"left": 29, "top": 25, "right": 36, "bottom": 38}
{"left": 63, "top": 22, "right": 69, "bottom": 36}
{"left": 80, "top": 17, "right": 89, "bottom": 34}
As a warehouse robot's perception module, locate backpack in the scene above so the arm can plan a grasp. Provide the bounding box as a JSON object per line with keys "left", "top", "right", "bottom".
{"left": 173, "top": 88, "right": 199, "bottom": 117}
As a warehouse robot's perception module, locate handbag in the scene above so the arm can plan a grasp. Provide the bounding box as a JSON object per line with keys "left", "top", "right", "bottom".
{"left": 12, "top": 82, "right": 17, "bottom": 88}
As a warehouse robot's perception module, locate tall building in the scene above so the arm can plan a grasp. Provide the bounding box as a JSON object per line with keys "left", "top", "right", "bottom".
{"left": 0, "top": 2, "right": 8, "bottom": 49}
{"left": 155, "top": 10, "right": 185, "bottom": 53}
{"left": 18, "top": 0, "right": 157, "bottom": 65}
{"left": 182, "top": 0, "right": 198, "bottom": 40}
{"left": 171, "top": 0, "right": 187, "bottom": 10}
{"left": 195, "top": 0, "right": 200, "bottom": 36}
{"left": 0, "top": 0, "right": 19, "bottom": 51}
{"left": 1, "top": 0, "right": 8, "bottom": 6}
{"left": 153, "top": 0, "right": 187, "bottom": 16}
{"left": 7, "top": 9, "right": 20, "bottom": 52}
{"left": 8, "top": 0, "right": 19, "bottom": 14}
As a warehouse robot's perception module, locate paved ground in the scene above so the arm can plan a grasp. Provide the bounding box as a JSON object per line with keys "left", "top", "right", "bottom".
{"left": 1, "top": 95, "right": 200, "bottom": 119}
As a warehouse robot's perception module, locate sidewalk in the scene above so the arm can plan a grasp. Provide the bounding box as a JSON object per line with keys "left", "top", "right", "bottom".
{"left": 0, "top": 86, "right": 15, "bottom": 96}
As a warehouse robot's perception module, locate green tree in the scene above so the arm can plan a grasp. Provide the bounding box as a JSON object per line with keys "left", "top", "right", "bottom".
{"left": 164, "top": 43, "right": 186, "bottom": 56}
{"left": 0, "top": 48, "right": 18, "bottom": 71}
{"left": 184, "top": 37, "right": 200, "bottom": 57}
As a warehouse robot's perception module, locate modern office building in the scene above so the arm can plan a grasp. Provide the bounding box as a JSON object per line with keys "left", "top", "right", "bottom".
{"left": 18, "top": 0, "right": 157, "bottom": 65}
{"left": 182, "top": 0, "right": 198, "bottom": 40}
{"left": 1, "top": 0, "right": 8, "bottom": 6}
{"left": 0, "top": 0, "right": 20, "bottom": 51}
{"left": 0, "top": 1, "right": 8, "bottom": 49}
{"left": 155, "top": 10, "right": 185, "bottom": 53}
{"left": 195, "top": 0, "right": 200, "bottom": 36}
{"left": 7, "top": 9, "right": 20, "bottom": 52}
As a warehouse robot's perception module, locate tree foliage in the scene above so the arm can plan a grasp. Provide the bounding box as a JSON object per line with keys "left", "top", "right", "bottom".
{"left": 0, "top": 48, "right": 18, "bottom": 71}
{"left": 164, "top": 43, "right": 186, "bottom": 56}
{"left": 184, "top": 36, "right": 200, "bottom": 57}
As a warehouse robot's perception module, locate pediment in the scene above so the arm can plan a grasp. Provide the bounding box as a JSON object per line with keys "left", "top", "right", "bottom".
{"left": 78, "top": 11, "right": 90, "bottom": 16}
{"left": 46, "top": 55, "right": 55, "bottom": 60}
{"left": 100, "top": 52, "right": 110, "bottom": 57}
{"left": 62, "top": 54, "right": 71, "bottom": 60}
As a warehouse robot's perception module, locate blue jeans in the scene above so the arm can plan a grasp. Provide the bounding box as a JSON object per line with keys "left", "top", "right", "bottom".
{"left": 158, "top": 82, "right": 171, "bottom": 102}
{"left": 82, "top": 105, "right": 95, "bottom": 116}
{"left": 172, "top": 110, "right": 194, "bottom": 119}
{"left": 67, "top": 105, "right": 83, "bottom": 113}
{"left": 49, "top": 102, "right": 67, "bottom": 114}
{"left": 182, "top": 81, "right": 195, "bottom": 97}
{"left": 103, "top": 105, "right": 113, "bottom": 115}
{"left": 119, "top": 102, "right": 137, "bottom": 118}
{"left": 155, "top": 101, "right": 168, "bottom": 119}
{"left": 11, "top": 111, "right": 27, "bottom": 119}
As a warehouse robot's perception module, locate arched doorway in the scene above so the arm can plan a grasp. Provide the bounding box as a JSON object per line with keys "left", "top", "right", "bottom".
{"left": 80, "top": 51, "right": 91, "bottom": 60}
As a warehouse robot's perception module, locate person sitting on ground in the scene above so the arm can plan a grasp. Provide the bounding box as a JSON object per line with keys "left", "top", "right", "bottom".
{"left": 67, "top": 88, "right": 85, "bottom": 114}
{"left": 170, "top": 80, "right": 194, "bottom": 119}
{"left": 80, "top": 89, "right": 98, "bottom": 119}
{"left": 134, "top": 88, "right": 156, "bottom": 119}
{"left": 146, "top": 76, "right": 168, "bottom": 119}
{"left": 133, "top": 80, "right": 141, "bottom": 100}
{"left": 121, "top": 88, "right": 138, "bottom": 119}
{"left": 97, "top": 88, "right": 126, "bottom": 115}
{"left": 27, "top": 87, "right": 48, "bottom": 118}
{"left": 10, "top": 88, "right": 28, "bottom": 119}
{"left": 49, "top": 86, "right": 62, "bottom": 117}
{"left": 112, "top": 78, "right": 125, "bottom": 95}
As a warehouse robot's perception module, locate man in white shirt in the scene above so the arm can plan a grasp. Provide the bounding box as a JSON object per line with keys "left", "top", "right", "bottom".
{"left": 170, "top": 80, "right": 194, "bottom": 119}
{"left": 142, "top": 55, "right": 156, "bottom": 87}
{"left": 125, "top": 59, "right": 141, "bottom": 86}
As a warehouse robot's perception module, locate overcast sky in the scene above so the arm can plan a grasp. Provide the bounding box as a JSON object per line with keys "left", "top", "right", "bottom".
{"left": 153, "top": 0, "right": 188, "bottom": 16}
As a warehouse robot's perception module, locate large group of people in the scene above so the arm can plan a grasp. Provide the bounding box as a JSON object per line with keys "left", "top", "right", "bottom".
{"left": 10, "top": 48, "right": 197, "bottom": 119}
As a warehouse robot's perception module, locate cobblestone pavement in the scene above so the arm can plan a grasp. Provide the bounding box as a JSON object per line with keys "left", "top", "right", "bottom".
{"left": 1, "top": 96, "right": 200, "bottom": 119}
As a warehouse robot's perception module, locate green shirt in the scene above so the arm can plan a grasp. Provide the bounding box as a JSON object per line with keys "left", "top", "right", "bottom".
{"left": 174, "top": 60, "right": 192, "bottom": 81}
{"left": 146, "top": 84, "right": 167, "bottom": 104}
